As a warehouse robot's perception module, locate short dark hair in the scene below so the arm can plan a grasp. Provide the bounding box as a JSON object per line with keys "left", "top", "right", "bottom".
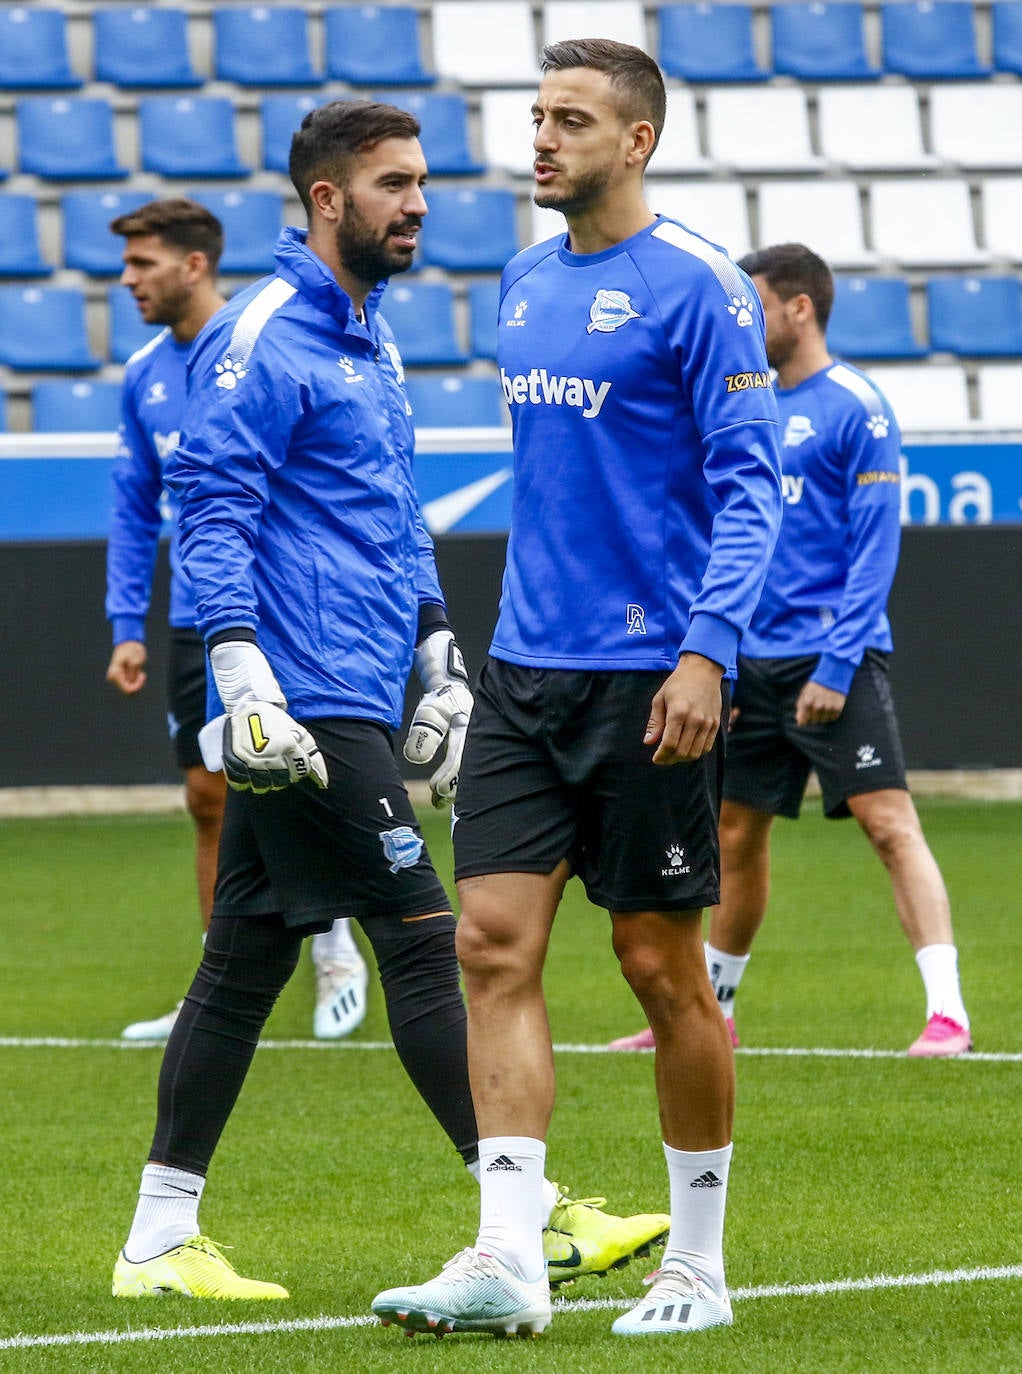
{"left": 109, "top": 198, "right": 223, "bottom": 273}
{"left": 289, "top": 99, "right": 422, "bottom": 216}
{"left": 738, "top": 243, "right": 835, "bottom": 330}
{"left": 540, "top": 38, "right": 666, "bottom": 158}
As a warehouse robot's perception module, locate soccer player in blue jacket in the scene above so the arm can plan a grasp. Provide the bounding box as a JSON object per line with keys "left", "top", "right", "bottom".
{"left": 112, "top": 100, "right": 670, "bottom": 1304}
{"left": 373, "top": 41, "right": 782, "bottom": 1339}
{"left": 106, "top": 199, "right": 369, "bottom": 1045}
{"left": 705, "top": 244, "right": 971, "bottom": 1058}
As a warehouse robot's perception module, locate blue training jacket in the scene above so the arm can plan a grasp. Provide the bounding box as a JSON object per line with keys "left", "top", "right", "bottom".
{"left": 165, "top": 227, "right": 445, "bottom": 729}
{"left": 742, "top": 361, "right": 902, "bottom": 695}
{"left": 492, "top": 217, "right": 782, "bottom": 677}
{"left": 105, "top": 329, "right": 198, "bottom": 643}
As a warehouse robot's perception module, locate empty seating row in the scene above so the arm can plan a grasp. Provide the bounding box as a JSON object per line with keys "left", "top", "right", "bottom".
{"left": 5, "top": 81, "right": 1021, "bottom": 185}
{"left": 829, "top": 276, "right": 1022, "bottom": 358}
{"left": 0, "top": 280, "right": 502, "bottom": 372}
{"left": 5, "top": 365, "right": 1022, "bottom": 434}
{"left": 6, "top": 3, "right": 1022, "bottom": 91}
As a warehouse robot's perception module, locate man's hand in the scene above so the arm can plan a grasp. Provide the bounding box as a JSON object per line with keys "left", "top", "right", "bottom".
{"left": 403, "top": 629, "right": 473, "bottom": 806}
{"left": 644, "top": 653, "right": 724, "bottom": 765}
{"left": 208, "top": 640, "right": 328, "bottom": 793}
{"left": 106, "top": 640, "right": 147, "bottom": 695}
{"left": 221, "top": 701, "right": 328, "bottom": 794}
{"left": 794, "top": 680, "right": 846, "bottom": 727}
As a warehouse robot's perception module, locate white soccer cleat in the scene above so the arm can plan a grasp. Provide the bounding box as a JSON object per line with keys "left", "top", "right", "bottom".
{"left": 313, "top": 957, "right": 368, "bottom": 1039}
{"left": 372, "top": 1247, "right": 552, "bottom": 1338}
{"left": 611, "top": 1264, "right": 733, "bottom": 1336}
{"left": 121, "top": 1001, "right": 182, "bottom": 1042}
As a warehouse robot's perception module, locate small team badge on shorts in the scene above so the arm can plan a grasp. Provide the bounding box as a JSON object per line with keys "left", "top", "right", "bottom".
{"left": 379, "top": 826, "right": 424, "bottom": 873}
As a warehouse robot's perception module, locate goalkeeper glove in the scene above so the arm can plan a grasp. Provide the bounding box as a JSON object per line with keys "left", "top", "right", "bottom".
{"left": 207, "top": 640, "right": 328, "bottom": 794}
{"left": 403, "top": 629, "right": 473, "bottom": 807}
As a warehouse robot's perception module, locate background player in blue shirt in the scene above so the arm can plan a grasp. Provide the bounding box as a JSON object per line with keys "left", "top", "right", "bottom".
{"left": 106, "top": 200, "right": 369, "bottom": 1045}
{"left": 614, "top": 244, "right": 971, "bottom": 1059}
{"left": 707, "top": 244, "right": 971, "bottom": 1059}
{"left": 374, "top": 40, "right": 782, "bottom": 1340}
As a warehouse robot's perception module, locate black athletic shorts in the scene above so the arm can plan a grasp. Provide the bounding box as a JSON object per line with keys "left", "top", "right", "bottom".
{"left": 166, "top": 627, "right": 207, "bottom": 771}
{"left": 212, "top": 717, "right": 452, "bottom": 933}
{"left": 724, "top": 650, "right": 908, "bottom": 820}
{"left": 453, "top": 657, "right": 729, "bottom": 913}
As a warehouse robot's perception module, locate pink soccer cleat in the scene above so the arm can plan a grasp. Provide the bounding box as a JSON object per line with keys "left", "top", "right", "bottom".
{"left": 907, "top": 1013, "right": 973, "bottom": 1058}
{"left": 607, "top": 1027, "right": 655, "bottom": 1052}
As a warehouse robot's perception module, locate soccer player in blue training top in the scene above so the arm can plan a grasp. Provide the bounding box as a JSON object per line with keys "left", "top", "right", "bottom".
{"left": 107, "top": 198, "right": 370, "bottom": 1045}
{"left": 612, "top": 243, "right": 972, "bottom": 1060}
{"left": 110, "top": 100, "right": 671, "bottom": 1304}
{"left": 372, "top": 41, "right": 782, "bottom": 1339}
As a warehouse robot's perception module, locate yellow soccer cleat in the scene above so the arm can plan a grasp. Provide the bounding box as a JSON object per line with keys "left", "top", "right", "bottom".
{"left": 543, "top": 1187, "right": 670, "bottom": 1287}
{"left": 112, "top": 1236, "right": 289, "bottom": 1300}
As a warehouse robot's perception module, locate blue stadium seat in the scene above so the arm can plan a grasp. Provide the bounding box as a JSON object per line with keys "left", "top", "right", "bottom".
{"left": 62, "top": 190, "right": 151, "bottom": 275}
{"left": 32, "top": 380, "right": 122, "bottom": 433}
{"left": 772, "top": 2, "right": 879, "bottom": 79}
{"left": 108, "top": 285, "right": 163, "bottom": 364}
{"left": 380, "top": 283, "right": 467, "bottom": 366}
{"left": 375, "top": 92, "right": 483, "bottom": 175}
{"left": 325, "top": 5, "right": 433, "bottom": 85}
{"left": 882, "top": 1, "right": 990, "bottom": 78}
{"left": 93, "top": 7, "right": 200, "bottom": 89}
{"left": 0, "top": 391, "right": 7, "bottom": 432}
{"left": 0, "top": 286, "right": 101, "bottom": 370}
{"left": 0, "top": 8, "right": 80, "bottom": 90}
{"left": 658, "top": 4, "right": 769, "bottom": 82}
{"left": 467, "top": 280, "right": 500, "bottom": 360}
{"left": 419, "top": 189, "right": 519, "bottom": 271}
{"left": 213, "top": 6, "right": 319, "bottom": 86}
{"left": 189, "top": 189, "right": 283, "bottom": 274}
{"left": 261, "top": 94, "right": 324, "bottom": 173}
{"left": 993, "top": 0, "right": 1022, "bottom": 73}
{"left": 405, "top": 374, "right": 507, "bottom": 428}
{"left": 139, "top": 97, "right": 249, "bottom": 178}
{"left": 927, "top": 275, "right": 1022, "bottom": 356}
{"left": 827, "top": 277, "right": 928, "bottom": 360}
{"left": 0, "top": 195, "right": 53, "bottom": 277}
{"left": 17, "top": 97, "right": 128, "bottom": 180}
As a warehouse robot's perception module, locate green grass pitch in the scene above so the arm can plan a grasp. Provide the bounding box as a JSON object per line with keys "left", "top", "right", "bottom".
{"left": 1, "top": 798, "right": 1020, "bottom": 1372}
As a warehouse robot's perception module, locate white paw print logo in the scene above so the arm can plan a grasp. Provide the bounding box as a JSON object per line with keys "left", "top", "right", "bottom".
{"left": 727, "top": 294, "right": 754, "bottom": 327}
{"left": 214, "top": 355, "right": 248, "bottom": 390}
{"left": 338, "top": 355, "right": 355, "bottom": 376}
{"left": 866, "top": 413, "right": 889, "bottom": 438}
{"left": 666, "top": 844, "right": 686, "bottom": 867}
{"left": 857, "top": 745, "right": 876, "bottom": 764}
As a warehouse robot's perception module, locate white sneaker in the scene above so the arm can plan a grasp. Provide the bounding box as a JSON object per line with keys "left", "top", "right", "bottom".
{"left": 121, "top": 1002, "right": 182, "bottom": 1042}
{"left": 611, "top": 1264, "right": 733, "bottom": 1335}
{"left": 313, "top": 958, "right": 368, "bottom": 1039}
{"left": 372, "top": 1247, "right": 551, "bottom": 1338}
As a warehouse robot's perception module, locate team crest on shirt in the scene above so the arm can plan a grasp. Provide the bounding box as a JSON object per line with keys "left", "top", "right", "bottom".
{"left": 146, "top": 381, "right": 168, "bottom": 405}
{"left": 379, "top": 825, "right": 423, "bottom": 873}
{"left": 783, "top": 415, "right": 817, "bottom": 448}
{"left": 626, "top": 603, "right": 647, "bottom": 634}
{"left": 587, "top": 289, "right": 640, "bottom": 334}
{"left": 381, "top": 340, "right": 405, "bottom": 385}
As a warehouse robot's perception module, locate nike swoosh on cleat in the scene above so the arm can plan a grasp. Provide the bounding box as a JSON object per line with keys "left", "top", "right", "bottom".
{"left": 545, "top": 1243, "right": 583, "bottom": 1270}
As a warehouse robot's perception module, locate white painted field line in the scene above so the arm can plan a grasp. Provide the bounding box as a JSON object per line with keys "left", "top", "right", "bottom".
{"left": 2, "top": 1264, "right": 1021, "bottom": 1352}
{"left": 1, "top": 1037, "right": 1021, "bottom": 1063}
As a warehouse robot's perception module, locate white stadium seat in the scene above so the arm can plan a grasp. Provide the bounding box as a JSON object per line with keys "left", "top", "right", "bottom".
{"left": 650, "top": 89, "right": 711, "bottom": 174}
{"left": 981, "top": 177, "right": 1022, "bottom": 260}
{"left": 757, "top": 180, "right": 876, "bottom": 268}
{"left": 480, "top": 89, "right": 537, "bottom": 176}
{"left": 929, "top": 83, "right": 1022, "bottom": 169}
{"left": 432, "top": 2, "right": 541, "bottom": 85}
{"left": 867, "top": 363, "right": 972, "bottom": 429}
{"left": 705, "top": 87, "right": 822, "bottom": 172}
{"left": 542, "top": 1, "right": 647, "bottom": 48}
{"left": 647, "top": 182, "right": 752, "bottom": 260}
{"left": 869, "top": 179, "right": 990, "bottom": 267}
{"left": 818, "top": 86, "right": 937, "bottom": 171}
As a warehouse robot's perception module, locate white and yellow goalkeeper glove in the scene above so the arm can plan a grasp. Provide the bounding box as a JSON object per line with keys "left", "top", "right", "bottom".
{"left": 204, "top": 640, "right": 328, "bottom": 794}
{"left": 403, "top": 630, "right": 473, "bottom": 807}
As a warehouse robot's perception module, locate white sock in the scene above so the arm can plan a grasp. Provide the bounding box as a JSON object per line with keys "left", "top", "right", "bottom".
{"left": 662, "top": 1141, "right": 732, "bottom": 1296}
{"left": 311, "top": 919, "right": 362, "bottom": 968}
{"left": 467, "top": 1158, "right": 558, "bottom": 1226}
{"left": 705, "top": 943, "right": 750, "bottom": 1019}
{"left": 915, "top": 944, "right": 969, "bottom": 1028}
{"left": 124, "top": 1164, "right": 206, "bottom": 1262}
{"left": 475, "top": 1136, "right": 547, "bottom": 1281}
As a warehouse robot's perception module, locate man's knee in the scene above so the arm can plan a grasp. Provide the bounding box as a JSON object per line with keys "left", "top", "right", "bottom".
{"left": 852, "top": 791, "right": 923, "bottom": 866}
